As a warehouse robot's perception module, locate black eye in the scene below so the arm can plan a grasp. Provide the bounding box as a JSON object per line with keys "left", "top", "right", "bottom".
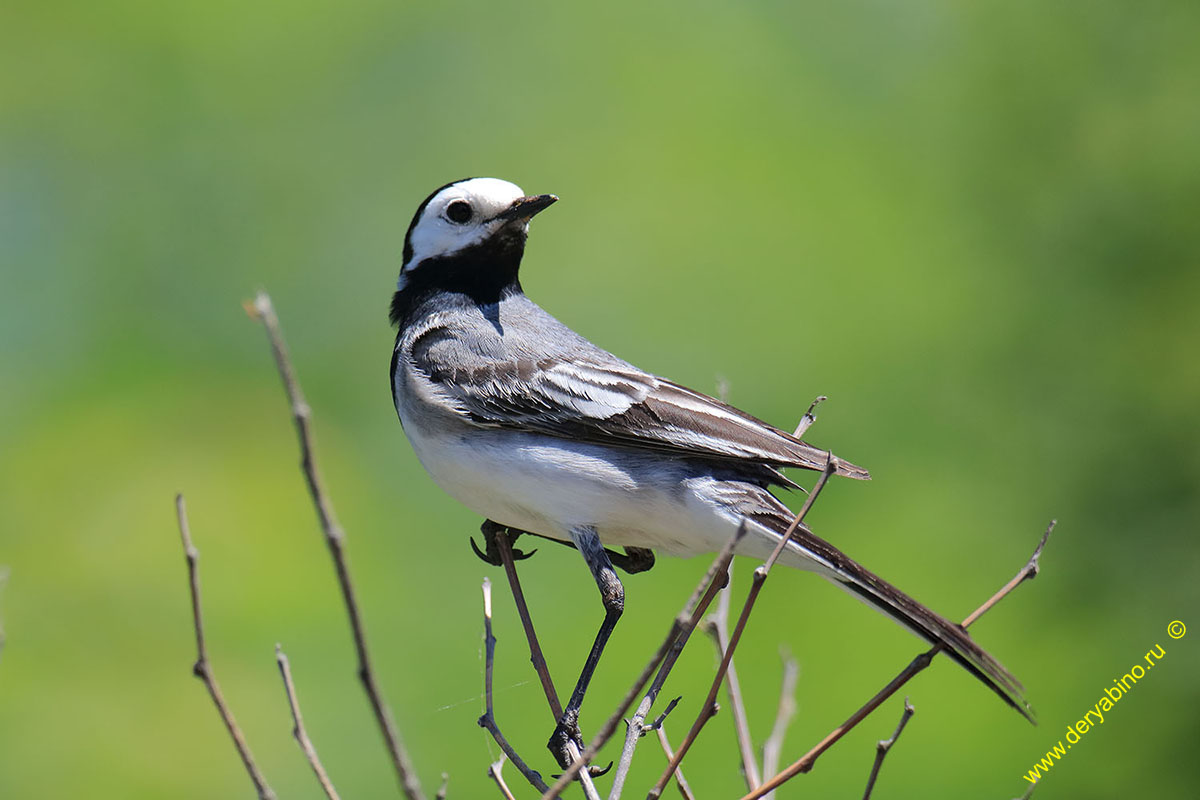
{"left": 445, "top": 200, "right": 472, "bottom": 224}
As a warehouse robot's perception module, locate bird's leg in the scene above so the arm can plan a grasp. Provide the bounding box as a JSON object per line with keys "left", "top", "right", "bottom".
{"left": 547, "top": 526, "right": 624, "bottom": 769}
{"left": 470, "top": 520, "right": 537, "bottom": 566}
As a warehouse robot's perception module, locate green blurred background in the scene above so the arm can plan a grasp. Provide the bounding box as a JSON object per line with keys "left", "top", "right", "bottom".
{"left": 3, "top": 1, "right": 1198, "bottom": 797}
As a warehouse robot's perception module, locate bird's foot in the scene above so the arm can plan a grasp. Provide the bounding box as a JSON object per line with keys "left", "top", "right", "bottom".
{"left": 547, "top": 711, "right": 584, "bottom": 770}
{"left": 608, "top": 546, "right": 656, "bottom": 574}
{"left": 470, "top": 520, "right": 537, "bottom": 567}
{"left": 547, "top": 712, "right": 611, "bottom": 776}
{"left": 473, "top": 525, "right": 654, "bottom": 575}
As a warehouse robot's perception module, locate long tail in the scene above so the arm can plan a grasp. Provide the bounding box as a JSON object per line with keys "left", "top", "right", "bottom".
{"left": 746, "top": 500, "right": 1034, "bottom": 722}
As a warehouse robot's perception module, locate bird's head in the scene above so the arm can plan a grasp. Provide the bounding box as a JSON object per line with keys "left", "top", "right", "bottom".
{"left": 398, "top": 177, "right": 557, "bottom": 285}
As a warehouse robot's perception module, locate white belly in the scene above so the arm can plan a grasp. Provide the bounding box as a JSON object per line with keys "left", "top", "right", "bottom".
{"left": 400, "top": 410, "right": 738, "bottom": 557}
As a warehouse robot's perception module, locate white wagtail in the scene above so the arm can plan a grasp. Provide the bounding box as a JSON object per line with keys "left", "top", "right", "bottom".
{"left": 389, "top": 177, "right": 1031, "bottom": 763}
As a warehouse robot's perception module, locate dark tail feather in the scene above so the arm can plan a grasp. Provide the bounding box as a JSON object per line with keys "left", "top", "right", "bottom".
{"left": 766, "top": 515, "right": 1034, "bottom": 722}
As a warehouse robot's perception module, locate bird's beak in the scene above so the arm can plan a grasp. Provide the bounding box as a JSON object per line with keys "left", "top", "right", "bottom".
{"left": 492, "top": 194, "right": 558, "bottom": 223}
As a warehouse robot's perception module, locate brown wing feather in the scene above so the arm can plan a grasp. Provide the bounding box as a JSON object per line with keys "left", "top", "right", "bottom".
{"left": 422, "top": 350, "right": 870, "bottom": 480}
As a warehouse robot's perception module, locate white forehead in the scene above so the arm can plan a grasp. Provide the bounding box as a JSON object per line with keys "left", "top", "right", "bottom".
{"left": 405, "top": 178, "right": 526, "bottom": 271}
{"left": 433, "top": 178, "right": 525, "bottom": 210}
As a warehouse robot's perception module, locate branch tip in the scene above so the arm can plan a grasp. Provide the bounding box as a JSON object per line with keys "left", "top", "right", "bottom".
{"left": 745, "top": 521, "right": 1055, "bottom": 799}
{"left": 252, "top": 293, "right": 423, "bottom": 800}
{"left": 173, "top": 493, "right": 276, "bottom": 800}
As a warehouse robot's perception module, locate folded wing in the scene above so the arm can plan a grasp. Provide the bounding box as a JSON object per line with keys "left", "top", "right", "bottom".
{"left": 420, "top": 352, "right": 870, "bottom": 480}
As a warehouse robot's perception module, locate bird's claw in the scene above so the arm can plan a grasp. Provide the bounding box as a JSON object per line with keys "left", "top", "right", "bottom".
{"left": 470, "top": 520, "right": 536, "bottom": 566}
{"left": 547, "top": 717, "right": 587, "bottom": 770}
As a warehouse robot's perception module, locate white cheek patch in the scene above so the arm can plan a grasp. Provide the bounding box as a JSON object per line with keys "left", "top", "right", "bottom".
{"left": 405, "top": 217, "right": 495, "bottom": 273}
{"left": 401, "top": 177, "right": 529, "bottom": 278}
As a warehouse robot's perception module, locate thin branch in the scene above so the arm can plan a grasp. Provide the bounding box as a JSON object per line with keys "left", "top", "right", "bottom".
{"left": 496, "top": 530, "right": 564, "bottom": 722}
{"left": 705, "top": 569, "right": 760, "bottom": 791}
{"left": 760, "top": 652, "right": 798, "bottom": 800}
{"left": 648, "top": 458, "right": 839, "bottom": 799}
{"left": 488, "top": 755, "right": 518, "bottom": 800}
{"left": 248, "top": 292, "right": 425, "bottom": 800}
{"left": 962, "top": 521, "right": 1054, "bottom": 628}
{"left": 570, "top": 741, "right": 604, "bottom": 800}
{"left": 861, "top": 697, "right": 915, "bottom": 800}
{"left": 1013, "top": 779, "right": 1038, "bottom": 799}
{"left": 648, "top": 696, "right": 682, "bottom": 731}
{"left": 436, "top": 773, "right": 449, "bottom": 800}
{"left": 478, "top": 577, "right": 551, "bottom": 793}
{"left": 490, "top": 535, "right": 603, "bottom": 798}
{"left": 606, "top": 524, "right": 746, "bottom": 799}
{"left": 655, "top": 725, "right": 697, "bottom": 800}
{"left": 742, "top": 520, "right": 1056, "bottom": 800}
{"left": 174, "top": 494, "right": 276, "bottom": 800}
{"left": 546, "top": 524, "right": 746, "bottom": 800}
{"left": 792, "top": 395, "right": 827, "bottom": 438}
{"left": 276, "top": 644, "right": 342, "bottom": 800}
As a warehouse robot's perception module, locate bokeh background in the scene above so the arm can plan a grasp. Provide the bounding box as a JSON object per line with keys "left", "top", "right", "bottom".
{"left": 3, "top": 1, "right": 1198, "bottom": 797}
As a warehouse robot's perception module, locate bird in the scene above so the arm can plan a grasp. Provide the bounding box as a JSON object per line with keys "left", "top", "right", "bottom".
{"left": 388, "top": 177, "right": 1032, "bottom": 765}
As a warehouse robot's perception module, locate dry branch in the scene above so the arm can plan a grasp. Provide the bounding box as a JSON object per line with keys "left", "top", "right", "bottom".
{"left": 544, "top": 524, "right": 745, "bottom": 800}
{"left": 494, "top": 529, "right": 564, "bottom": 723}
{"left": 655, "top": 725, "right": 696, "bottom": 800}
{"left": 488, "top": 533, "right": 606, "bottom": 796}
{"left": 488, "top": 755, "right": 518, "bottom": 800}
{"left": 483, "top": 548, "right": 605, "bottom": 799}
{"left": 792, "top": 395, "right": 826, "bottom": 438}
{"left": 174, "top": 494, "right": 276, "bottom": 800}
{"left": 741, "top": 520, "right": 1056, "bottom": 800}
{"left": 705, "top": 570, "right": 760, "bottom": 791}
{"left": 861, "top": 697, "right": 915, "bottom": 800}
{"left": 1013, "top": 779, "right": 1038, "bottom": 799}
{"left": 760, "top": 652, "right": 798, "bottom": 799}
{"left": 647, "top": 458, "right": 838, "bottom": 799}
{"left": 248, "top": 292, "right": 425, "bottom": 800}
{"left": 478, "top": 578, "right": 552, "bottom": 793}
{"left": 276, "top": 645, "right": 342, "bottom": 800}
{"left": 606, "top": 524, "right": 746, "bottom": 799}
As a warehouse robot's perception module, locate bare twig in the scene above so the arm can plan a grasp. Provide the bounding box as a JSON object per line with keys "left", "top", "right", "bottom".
{"left": 496, "top": 530, "right": 564, "bottom": 722}
{"left": 647, "top": 458, "right": 839, "bottom": 799}
{"left": 705, "top": 569, "right": 760, "bottom": 791}
{"left": 174, "top": 494, "right": 276, "bottom": 800}
{"left": 569, "top": 741, "right": 603, "bottom": 800}
{"left": 276, "top": 644, "right": 342, "bottom": 800}
{"left": 606, "top": 524, "right": 746, "bottom": 799}
{"left": 488, "top": 755, "right": 518, "bottom": 800}
{"left": 1013, "top": 779, "right": 1038, "bottom": 799}
{"left": 962, "top": 521, "right": 1054, "bottom": 628}
{"left": 760, "top": 653, "right": 798, "bottom": 800}
{"left": 861, "top": 697, "right": 915, "bottom": 800}
{"left": 648, "top": 696, "right": 682, "bottom": 731}
{"left": 248, "top": 292, "right": 425, "bottom": 800}
{"left": 741, "top": 520, "right": 1056, "bottom": 800}
{"left": 792, "top": 395, "right": 827, "bottom": 438}
{"left": 490, "top": 534, "right": 603, "bottom": 798}
{"left": 655, "top": 725, "right": 697, "bottom": 800}
{"left": 547, "top": 525, "right": 745, "bottom": 800}
{"left": 478, "top": 578, "right": 551, "bottom": 793}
